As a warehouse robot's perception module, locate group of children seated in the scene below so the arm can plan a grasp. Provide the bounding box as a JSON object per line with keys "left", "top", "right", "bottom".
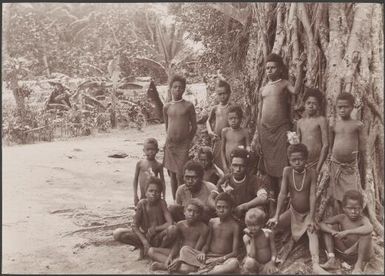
{"left": 112, "top": 52, "right": 373, "bottom": 274}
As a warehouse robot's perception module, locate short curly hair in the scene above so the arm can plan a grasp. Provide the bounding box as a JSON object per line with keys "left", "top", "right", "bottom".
{"left": 342, "top": 190, "right": 364, "bottom": 208}
{"left": 184, "top": 160, "right": 204, "bottom": 179}
{"left": 169, "top": 74, "right": 186, "bottom": 90}
{"left": 336, "top": 92, "right": 355, "bottom": 106}
{"left": 215, "top": 192, "right": 235, "bottom": 207}
{"left": 228, "top": 105, "right": 243, "bottom": 119}
{"left": 287, "top": 143, "right": 308, "bottom": 159}
{"left": 145, "top": 176, "right": 163, "bottom": 193}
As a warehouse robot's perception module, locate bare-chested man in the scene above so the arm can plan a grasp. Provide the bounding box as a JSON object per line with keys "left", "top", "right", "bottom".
{"left": 297, "top": 88, "right": 329, "bottom": 173}
{"left": 175, "top": 192, "right": 240, "bottom": 274}
{"left": 221, "top": 105, "right": 249, "bottom": 173}
{"left": 328, "top": 92, "right": 366, "bottom": 212}
{"left": 251, "top": 53, "right": 305, "bottom": 213}
{"left": 163, "top": 75, "right": 197, "bottom": 200}
{"left": 207, "top": 80, "right": 232, "bottom": 171}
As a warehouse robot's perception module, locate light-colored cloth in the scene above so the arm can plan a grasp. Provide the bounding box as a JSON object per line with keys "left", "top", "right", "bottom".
{"left": 306, "top": 160, "right": 318, "bottom": 170}
{"left": 329, "top": 156, "right": 362, "bottom": 202}
{"left": 163, "top": 138, "right": 191, "bottom": 175}
{"left": 212, "top": 139, "right": 223, "bottom": 171}
{"left": 290, "top": 205, "right": 310, "bottom": 242}
{"left": 259, "top": 122, "right": 290, "bottom": 178}
{"left": 175, "top": 181, "right": 217, "bottom": 208}
{"left": 178, "top": 246, "right": 239, "bottom": 272}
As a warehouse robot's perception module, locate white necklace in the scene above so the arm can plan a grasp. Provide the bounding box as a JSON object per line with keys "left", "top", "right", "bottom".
{"left": 292, "top": 168, "right": 306, "bottom": 192}
{"left": 171, "top": 98, "right": 184, "bottom": 103}
{"left": 268, "top": 79, "right": 282, "bottom": 85}
{"left": 232, "top": 175, "right": 246, "bottom": 184}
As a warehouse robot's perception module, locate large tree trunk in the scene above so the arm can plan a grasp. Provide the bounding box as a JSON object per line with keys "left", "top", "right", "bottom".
{"left": 239, "top": 3, "right": 384, "bottom": 236}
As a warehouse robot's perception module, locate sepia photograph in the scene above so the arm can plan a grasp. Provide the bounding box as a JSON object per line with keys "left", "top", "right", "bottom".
{"left": 2, "top": 2, "right": 384, "bottom": 274}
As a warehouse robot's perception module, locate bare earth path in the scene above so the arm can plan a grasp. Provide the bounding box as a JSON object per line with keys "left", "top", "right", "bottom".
{"left": 2, "top": 124, "right": 171, "bottom": 274}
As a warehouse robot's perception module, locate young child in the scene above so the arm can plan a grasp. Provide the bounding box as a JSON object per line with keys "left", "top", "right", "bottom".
{"left": 113, "top": 177, "right": 173, "bottom": 259}
{"left": 241, "top": 208, "right": 278, "bottom": 274}
{"left": 148, "top": 198, "right": 209, "bottom": 272}
{"left": 133, "top": 138, "right": 165, "bottom": 206}
{"left": 251, "top": 53, "right": 305, "bottom": 207}
{"left": 163, "top": 75, "right": 197, "bottom": 200}
{"left": 267, "top": 143, "right": 327, "bottom": 274}
{"left": 296, "top": 88, "right": 329, "bottom": 173}
{"left": 328, "top": 92, "right": 366, "bottom": 213}
{"left": 172, "top": 192, "right": 241, "bottom": 274}
{"left": 197, "top": 146, "right": 224, "bottom": 185}
{"left": 221, "top": 105, "right": 250, "bottom": 172}
{"left": 206, "top": 80, "right": 232, "bottom": 171}
{"left": 319, "top": 190, "right": 373, "bottom": 273}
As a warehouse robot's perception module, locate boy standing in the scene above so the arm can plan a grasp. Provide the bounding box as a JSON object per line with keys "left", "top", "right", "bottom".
{"left": 113, "top": 177, "right": 173, "bottom": 259}
{"left": 133, "top": 138, "right": 165, "bottom": 206}
{"left": 251, "top": 53, "right": 305, "bottom": 204}
{"left": 197, "top": 146, "right": 223, "bottom": 185}
{"left": 206, "top": 80, "right": 231, "bottom": 171}
{"left": 328, "top": 92, "right": 366, "bottom": 213}
{"left": 163, "top": 75, "right": 197, "bottom": 200}
{"left": 242, "top": 208, "right": 278, "bottom": 274}
{"left": 267, "top": 143, "right": 327, "bottom": 274}
{"left": 297, "top": 89, "right": 329, "bottom": 173}
{"left": 174, "top": 192, "right": 241, "bottom": 274}
{"left": 319, "top": 190, "right": 373, "bottom": 273}
{"left": 148, "top": 199, "right": 209, "bottom": 272}
{"left": 221, "top": 105, "right": 250, "bottom": 172}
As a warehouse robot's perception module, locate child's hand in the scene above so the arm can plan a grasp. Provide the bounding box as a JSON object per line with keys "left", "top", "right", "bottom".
{"left": 146, "top": 226, "right": 157, "bottom": 240}
{"left": 134, "top": 195, "right": 139, "bottom": 206}
{"left": 333, "top": 230, "right": 349, "bottom": 239}
{"left": 307, "top": 221, "right": 317, "bottom": 233}
{"left": 234, "top": 204, "right": 247, "bottom": 218}
{"left": 197, "top": 253, "right": 206, "bottom": 262}
{"left": 142, "top": 241, "right": 150, "bottom": 256}
{"left": 266, "top": 216, "right": 278, "bottom": 228}
{"left": 264, "top": 260, "right": 278, "bottom": 273}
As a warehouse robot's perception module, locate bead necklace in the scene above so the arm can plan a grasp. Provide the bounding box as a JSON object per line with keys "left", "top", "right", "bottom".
{"left": 268, "top": 79, "right": 282, "bottom": 85}
{"left": 171, "top": 98, "right": 184, "bottom": 103}
{"left": 292, "top": 168, "right": 306, "bottom": 192}
{"left": 232, "top": 175, "right": 246, "bottom": 184}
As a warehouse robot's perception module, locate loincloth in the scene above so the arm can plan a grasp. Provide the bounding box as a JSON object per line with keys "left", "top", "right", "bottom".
{"left": 212, "top": 139, "right": 223, "bottom": 170}
{"left": 240, "top": 256, "right": 274, "bottom": 274}
{"left": 178, "top": 246, "right": 239, "bottom": 272}
{"left": 163, "top": 138, "right": 191, "bottom": 175}
{"left": 259, "top": 121, "right": 290, "bottom": 177}
{"left": 328, "top": 157, "right": 361, "bottom": 202}
{"left": 335, "top": 241, "right": 359, "bottom": 263}
{"left": 290, "top": 205, "right": 310, "bottom": 242}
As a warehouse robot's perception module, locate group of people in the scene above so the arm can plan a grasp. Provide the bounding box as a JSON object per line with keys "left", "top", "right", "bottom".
{"left": 112, "top": 53, "right": 373, "bottom": 274}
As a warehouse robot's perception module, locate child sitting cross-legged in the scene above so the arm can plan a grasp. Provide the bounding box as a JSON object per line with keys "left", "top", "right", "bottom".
{"left": 319, "top": 190, "right": 373, "bottom": 274}
{"left": 113, "top": 177, "right": 173, "bottom": 259}
{"left": 148, "top": 198, "right": 209, "bottom": 272}
{"left": 241, "top": 208, "right": 278, "bottom": 274}
{"left": 173, "top": 192, "right": 241, "bottom": 274}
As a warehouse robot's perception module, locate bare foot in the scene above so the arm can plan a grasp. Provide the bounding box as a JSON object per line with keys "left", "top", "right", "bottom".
{"left": 320, "top": 257, "right": 339, "bottom": 270}
{"left": 150, "top": 262, "right": 167, "bottom": 271}
{"left": 313, "top": 263, "right": 330, "bottom": 274}
{"left": 137, "top": 248, "right": 144, "bottom": 260}
{"left": 351, "top": 266, "right": 363, "bottom": 274}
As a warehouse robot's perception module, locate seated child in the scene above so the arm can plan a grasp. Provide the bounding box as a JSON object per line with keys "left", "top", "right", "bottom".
{"left": 174, "top": 192, "right": 241, "bottom": 274}
{"left": 241, "top": 208, "right": 278, "bottom": 274}
{"left": 267, "top": 143, "right": 328, "bottom": 274}
{"left": 113, "top": 177, "right": 173, "bottom": 259}
{"left": 319, "top": 190, "right": 373, "bottom": 274}
{"left": 198, "top": 146, "right": 224, "bottom": 185}
{"left": 221, "top": 105, "right": 250, "bottom": 173}
{"left": 133, "top": 138, "right": 165, "bottom": 206}
{"left": 148, "top": 198, "right": 209, "bottom": 272}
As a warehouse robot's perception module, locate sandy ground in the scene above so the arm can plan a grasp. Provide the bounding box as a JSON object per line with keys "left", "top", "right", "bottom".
{"left": 2, "top": 124, "right": 171, "bottom": 274}
{"left": 2, "top": 123, "right": 384, "bottom": 274}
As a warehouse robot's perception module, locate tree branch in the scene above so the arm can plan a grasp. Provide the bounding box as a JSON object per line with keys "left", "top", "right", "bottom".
{"left": 207, "top": 3, "right": 250, "bottom": 26}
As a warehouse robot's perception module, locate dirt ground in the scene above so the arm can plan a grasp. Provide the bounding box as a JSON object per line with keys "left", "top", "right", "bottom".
{"left": 2, "top": 124, "right": 171, "bottom": 274}
{"left": 2, "top": 123, "right": 384, "bottom": 274}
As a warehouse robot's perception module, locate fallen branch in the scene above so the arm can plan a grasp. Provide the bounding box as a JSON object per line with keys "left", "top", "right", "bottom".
{"left": 62, "top": 222, "right": 129, "bottom": 237}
